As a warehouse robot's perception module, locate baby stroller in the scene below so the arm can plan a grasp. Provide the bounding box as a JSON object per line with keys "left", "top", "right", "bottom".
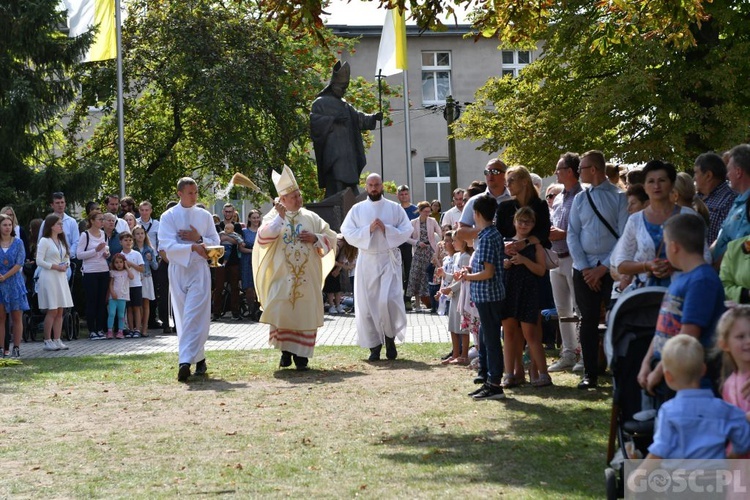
{"left": 603, "top": 286, "right": 667, "bottom": 499}
{"left": 22, "top": 261, "right": 80, "bottom": 342}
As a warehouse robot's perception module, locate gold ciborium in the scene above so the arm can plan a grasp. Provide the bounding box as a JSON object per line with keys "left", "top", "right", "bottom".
{"left": 205, "top": 245, "right": 225, "bottom": 267}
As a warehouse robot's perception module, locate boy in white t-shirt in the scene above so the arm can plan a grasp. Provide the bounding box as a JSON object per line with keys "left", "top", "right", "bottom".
{"left": 120, "top": 232, "right": 145, "bottom": 338}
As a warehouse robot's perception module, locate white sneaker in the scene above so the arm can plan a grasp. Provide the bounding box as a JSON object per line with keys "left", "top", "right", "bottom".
{"left": 548, "top": 354, "right": 576, "bottom": 372}
{"left": 572, "top": 360, "right": 585, "bottom": 373}
{"left": 43, "top": 339, "right": 60, "bottom": 351}
{"left": 336, "top": 304, "right": 346, "bottom": 314}
{"left": 55, "top": 338, "right": 69, "bottom": 350}
{"left": 328, "top": 306, "right": 338, "bottom": 315}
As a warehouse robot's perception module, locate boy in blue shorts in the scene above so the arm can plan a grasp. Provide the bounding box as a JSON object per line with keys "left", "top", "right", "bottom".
{"left": 459, "top": 195, "right": 506, "bottom": 401}
{"left": 638, "top": 213, "right": 725, "bottom": 398}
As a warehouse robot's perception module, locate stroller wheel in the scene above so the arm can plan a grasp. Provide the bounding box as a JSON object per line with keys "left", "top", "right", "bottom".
{"left": 605, "top": 467, "right": 619, "bottom": 500}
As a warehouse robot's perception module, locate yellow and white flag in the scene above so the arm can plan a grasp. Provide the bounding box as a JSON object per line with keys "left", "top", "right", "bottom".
{"left": 62, "top": 0, "right": 117, "bottom": 62}
{"left": 375, "top": 8, "right": 407, "bottom": 76}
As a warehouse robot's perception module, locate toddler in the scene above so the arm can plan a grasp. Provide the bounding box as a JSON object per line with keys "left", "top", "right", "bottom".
{"left": 107, "top": 253, "right": 133, "bottom": 339}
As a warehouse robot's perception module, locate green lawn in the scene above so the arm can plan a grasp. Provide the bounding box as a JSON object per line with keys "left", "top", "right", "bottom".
{"left": 0, "top": 344, "right": 612, "bottom": 498}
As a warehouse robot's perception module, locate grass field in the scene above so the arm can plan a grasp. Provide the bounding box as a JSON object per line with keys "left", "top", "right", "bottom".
{"left": 0, "top": 344, "right": 612, "bottom": 498}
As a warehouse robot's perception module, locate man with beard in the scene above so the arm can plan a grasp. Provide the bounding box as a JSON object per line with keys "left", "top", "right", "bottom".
{"left": 340, "top": 174, "right": 413, "bottom": 361}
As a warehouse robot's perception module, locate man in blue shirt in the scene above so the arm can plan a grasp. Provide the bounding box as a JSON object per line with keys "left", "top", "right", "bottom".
{"left": 711, "top": 144, "right": 750, "bottom": 266}
{"left": 567, "top": 150, "right": 628, "bottom": 389}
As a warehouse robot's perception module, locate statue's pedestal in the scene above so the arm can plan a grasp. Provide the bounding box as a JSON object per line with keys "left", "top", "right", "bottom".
{"left": 305, "top": 188, "right": 364, "bottom": 232}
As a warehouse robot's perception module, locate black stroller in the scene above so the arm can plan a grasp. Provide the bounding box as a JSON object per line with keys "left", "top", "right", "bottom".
{"left": 603, "top": 286, "right": 667, "bottom": 499}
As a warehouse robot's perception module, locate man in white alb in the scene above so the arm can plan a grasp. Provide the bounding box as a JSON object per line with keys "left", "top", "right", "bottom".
{"left": 340, "top": 174, "right": 413, "bottom": 361}
{"left": 158, "top": 177, "right": 220, "bottom": 382}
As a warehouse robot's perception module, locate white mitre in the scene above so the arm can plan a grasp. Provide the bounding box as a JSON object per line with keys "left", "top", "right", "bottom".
{"left": 272, "top": 165, "right": 299, "bottom": 196}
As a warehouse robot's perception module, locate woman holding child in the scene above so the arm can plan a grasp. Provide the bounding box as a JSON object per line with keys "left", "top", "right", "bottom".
{"left": 495, "top": 166, "right": 551, "bottom": 387}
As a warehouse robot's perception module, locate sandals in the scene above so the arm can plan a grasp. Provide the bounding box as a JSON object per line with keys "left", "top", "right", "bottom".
{"left": 501, "top": 374, "right": 520, "bottom": 388}
{"left": 531, "top": 373, "right": 553, "bottom": 388}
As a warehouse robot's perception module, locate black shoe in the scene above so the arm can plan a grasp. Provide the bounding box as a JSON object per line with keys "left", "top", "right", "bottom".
{"left": 577, "top": 377, "right": 597, "bottom": 390}
{"left": 211, "top": 314, "right": 221, "bottom": 322}
{"left": 384, "top": 336, "right": 397, "bottom": 360}
{"left": 162, "top": 326, "right": 175, "bottom": 335}
{"left": 472, "top": 383, "right": 506, "bottom": 400}
{"left": 368, "top": 345, "right": 382, "bottom": 361}
{"left": 468, "top": 385, "right": 486, "bottom": 397}
{"left": 231, "top": 314, "right": 242, "bottom": 321}
{"left": 293, "top": 355, "right": 309, "bottom": 371}
{"left": 195, "top": 359, "right": 207, "bottom": 376}
{"left": 280, "top": 351, "right": 293, "bottom": 368}
{"left": 473, "top": 376, "right": 487, "bottom": 385}
{"left": 177, "top": 363, "right": 191, "bottom": 382}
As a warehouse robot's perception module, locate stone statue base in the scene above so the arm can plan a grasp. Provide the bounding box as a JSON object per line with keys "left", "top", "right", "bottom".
{"left": 305, "top": 188, "right": 360, "bottom": 232}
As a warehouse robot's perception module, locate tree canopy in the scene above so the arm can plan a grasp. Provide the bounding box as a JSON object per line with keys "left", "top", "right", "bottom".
{"left": 63, "top": 0, "right": 390, "bottom": 214}
{"left": 0, "top": 0, "right": 97, "bottom": 219}
{"left": 266, "top": 1, "right": 749, "bottom": 174}
{"left": 266, "top": 0, "right": 710, "bottom": 50}
{"left": 452, "top": 0, "right": 750, "bottom": 172}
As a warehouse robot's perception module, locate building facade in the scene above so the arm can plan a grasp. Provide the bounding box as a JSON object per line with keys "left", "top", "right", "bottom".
{"left": 330, "top": 23, "right": 539, "bottom": 206}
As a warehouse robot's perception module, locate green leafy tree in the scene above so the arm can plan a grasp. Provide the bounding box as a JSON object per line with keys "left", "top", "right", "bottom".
{"left": 0, "top": 0, "right": 97, "bottom": 219}
{"left": 265, "top": 0, "right": 709, "bottom": 50}
{"left": 64, "top": 0, "right": 394, "bottom": 214}
{"left": 453, "top": 0, "right": 750, "bottom": 173}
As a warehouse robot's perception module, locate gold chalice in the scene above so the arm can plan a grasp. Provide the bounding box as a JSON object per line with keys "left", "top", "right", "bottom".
{"left": 205, "top": 245, "right": 225, "bottom": 267}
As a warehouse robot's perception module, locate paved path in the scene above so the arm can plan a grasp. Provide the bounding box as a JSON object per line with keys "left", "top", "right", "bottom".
{"left": 17, "top": 309, "right": 450, "bottom": 359}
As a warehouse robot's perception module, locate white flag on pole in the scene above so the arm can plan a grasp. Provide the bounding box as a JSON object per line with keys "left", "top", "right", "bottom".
{"left": 376, "top": 8, "right": 407, "bottom": 77}
{"left": 61, "top": 0, "right": 118, "bottom": 62}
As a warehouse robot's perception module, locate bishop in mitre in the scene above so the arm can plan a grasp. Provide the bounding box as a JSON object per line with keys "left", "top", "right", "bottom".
{"left": 252, "top": 165, "right": 337, "bottom": 370}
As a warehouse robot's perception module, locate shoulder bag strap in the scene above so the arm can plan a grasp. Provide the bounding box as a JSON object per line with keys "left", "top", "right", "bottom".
{"left": 585, "top": 188, "right": 619, "bottom": 239}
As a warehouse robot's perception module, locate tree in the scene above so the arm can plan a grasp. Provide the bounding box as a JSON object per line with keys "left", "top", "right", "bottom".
{"left": 453, "top": 0, "right": 750, "bottom": 172}
{"left": 64, "top": 0, "right": 392, "bottom": 213}
{"left": 265, "top": 0, "right": 710, "bottom": 50}
{"left": 0, "top": 0, "right": 97, "bottom": 219}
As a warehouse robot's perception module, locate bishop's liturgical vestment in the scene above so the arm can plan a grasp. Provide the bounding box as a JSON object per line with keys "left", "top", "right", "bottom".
{"left": 252, "top": 166, "right": 337, "bottom": 360}
{"left": 340, "top": 196, "right": 413, "bottom": 348}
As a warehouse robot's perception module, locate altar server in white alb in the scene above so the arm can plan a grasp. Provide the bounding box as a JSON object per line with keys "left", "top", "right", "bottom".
{"left": 253, "top": 165, "right": 337, "bottom": 371}
{"left": 340, "top": 173, "right": 413, "bottom": 361}
{"left": 158, "top": 177, "right": 220, "bottom": 382}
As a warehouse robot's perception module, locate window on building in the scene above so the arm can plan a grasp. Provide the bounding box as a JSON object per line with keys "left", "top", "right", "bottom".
{"left": 424, "top": 159, "right": 452, "bottom": 205}
{"left": 501, "top": 50, "right": 532, "bottom": 78}
{"left": 421, "top": 51, "right": 452, "bottom": 104}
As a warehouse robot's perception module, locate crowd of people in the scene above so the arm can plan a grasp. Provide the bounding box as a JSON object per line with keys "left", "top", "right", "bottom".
{"left": 381, "top": 145, "right": 750, "bottom": 409}
{"left": 3, "top": 144, "right": 750, "bottom": 413}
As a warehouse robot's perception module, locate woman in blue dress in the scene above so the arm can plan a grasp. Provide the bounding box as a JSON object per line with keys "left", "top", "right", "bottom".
{"left": 0, "top": 214, "right": 30, "bottom": 358}
{"left": 240, "top": 209, "right": 261, "bottom": 306}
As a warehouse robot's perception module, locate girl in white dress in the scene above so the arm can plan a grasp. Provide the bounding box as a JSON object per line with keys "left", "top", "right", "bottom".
{"left": 37, "top": 214, "right": 74, "bottom": 351}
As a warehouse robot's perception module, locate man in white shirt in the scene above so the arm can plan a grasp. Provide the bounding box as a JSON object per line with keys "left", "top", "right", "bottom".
{"left": 38, "top": 191, "right": 80, "bottom": 257}
{"left": 105, "top": 194, "right": 130, "bottom": 234}
{"left": 440, "top": 188, "right": 465, "bottom": 229}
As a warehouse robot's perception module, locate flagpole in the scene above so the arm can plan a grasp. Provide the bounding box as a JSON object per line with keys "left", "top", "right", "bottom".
{"left": 377, "top": 70, "right": 384, "bottom": 179}
{"left": 402, "top": 69, "right": 413, "bottom": 191}
{"left": 115, "top": 0, "right": 126, "bottom": 198}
